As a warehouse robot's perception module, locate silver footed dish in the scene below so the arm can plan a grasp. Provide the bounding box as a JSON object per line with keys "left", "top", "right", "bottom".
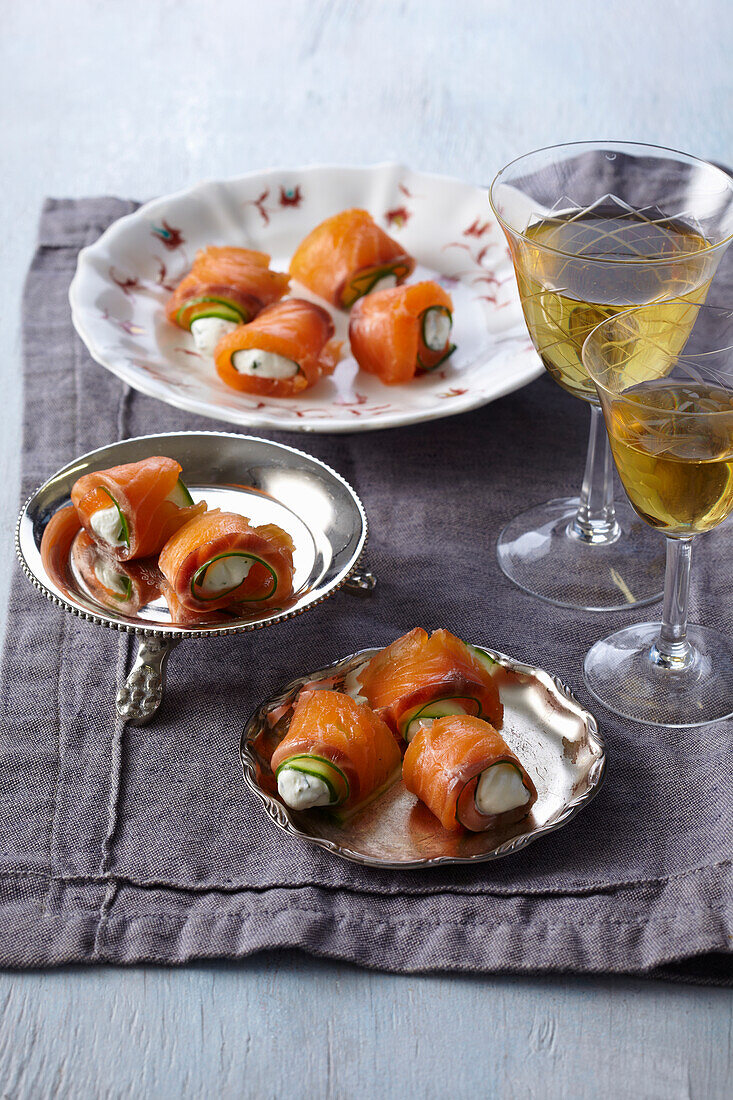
{"left": 241, "top": 646, "right": 605, "bottom": 869}
{"left": 16, "top": 431, "right": 370, "bottom": 724}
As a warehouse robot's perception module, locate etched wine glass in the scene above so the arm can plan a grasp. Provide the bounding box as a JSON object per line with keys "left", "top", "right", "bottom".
{"left": 489, "top": 142, "right": 733, "bottom": 610}
{"left": 582, "top": 302, "right": 733, "bottom": 726}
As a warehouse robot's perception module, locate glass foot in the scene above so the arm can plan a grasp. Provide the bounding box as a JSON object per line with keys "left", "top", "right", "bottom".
{"left": 496, "top": 496, "right": 665, "bottom": 611}
{"left": 584, "top": 622, "right": 733, "bottom": 727}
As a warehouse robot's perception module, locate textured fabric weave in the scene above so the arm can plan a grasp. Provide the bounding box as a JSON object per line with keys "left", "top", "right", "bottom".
{"left": 0, "top": 198, "right": 731, "bottom": 983}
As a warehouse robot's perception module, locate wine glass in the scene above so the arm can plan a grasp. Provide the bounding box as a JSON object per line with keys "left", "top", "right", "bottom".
{"left": 489, "top": 141, "right": 733, "bottom": 610}
{"left": 582, "top": 302, "right": 733, "bottom": 726}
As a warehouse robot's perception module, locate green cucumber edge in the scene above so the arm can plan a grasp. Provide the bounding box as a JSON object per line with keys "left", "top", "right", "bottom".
{"left": 469, "top": 645, "right": 499, "bottom": 674}
{"left": 112, "top": 574, "right": 133, "bottom": 601}
{"left": 99, "top": 487, "right": 130, "bottom": 547}
{"left": 416, "top": 342, "right": 457, "bottom": 373}
{"left": 177, "top": 296, "right": 248, "bottom": 328}
{"left": 93, "top": 563, "right": 132, "bottom": 602}
{"left": 275, "top": 755, "right": 350, "bottom": 805}
{"left": 400, "top": 694, "right": 480, "bottom": 739}
{"left": 420, "top": 305, "right": 453, "bottom": 351}
{"left": 340, "top": 260, "right": 412, "bottom": 307}
{"left": 191, "top": 551, "right": 277, "bottom": 603}
{"left": 168, "top": 477, "right": 195, "bottom": 507}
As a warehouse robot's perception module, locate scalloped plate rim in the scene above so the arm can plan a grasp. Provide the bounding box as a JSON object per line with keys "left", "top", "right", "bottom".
{"left": 240, "top": 644, "right": 606, "bottom": 870}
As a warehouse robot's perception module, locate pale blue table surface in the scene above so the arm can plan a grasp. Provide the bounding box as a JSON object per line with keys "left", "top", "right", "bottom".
{"left": 1, "top": 2, "right": 732, "bottom": 1096}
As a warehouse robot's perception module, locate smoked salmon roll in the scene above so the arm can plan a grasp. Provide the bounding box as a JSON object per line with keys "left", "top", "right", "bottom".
{"left": 289, "top": 209, "right": 415, "bottom": 309}
{"left": 166, "top": 246, "right": 290, "bottom": 357}
{"left": 403, "top": 715, "right": 537, "bottom": 832}
{"left": 158, "top": 509, "right": 295, "bottom": 613}
{"left": 162, "top": 583, "right": 237, "bottom": 626}
{"left": 271, "top": 689, "right": 402, "bottom": 811}
{"left": 71, "top": 456, "right": 205, "bottom": 563}
{"left": 72, "top": 530, "right": 162, "bottom": 614}
{"left": 40, "top": 505, "right": 83, "bottom": 591}
{"left": 358, "top": 628, "right": 503, "bottom": 744}
{"left": 214, "top": 299, "right": 341, "bottom": 397}
{"left": 349, "top": 281, "right": 455, "bottom": 384}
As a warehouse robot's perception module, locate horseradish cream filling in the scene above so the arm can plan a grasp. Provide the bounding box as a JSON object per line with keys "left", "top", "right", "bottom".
{"left": 93, "top": 559, "right": 129, "bottom": 596}
{"left": 231, "top": 349, "right": 299, "bottom": 379}
{"left": 199, "top": 555, "right": 253, "bottom": 594}
{"left": 191, "top": 317, "right": 238, "bottom": 358}
{"left": 475, "top": 763, "right": 531, "bottom": 815}
{"left": 423, "top": 308, "right": 452, "bottom": 351}
{"left": 277, "top": 767, "right": 332, "bottom": 810}
{"left": 90, "top": 506, "right": 125, "bottom": 547}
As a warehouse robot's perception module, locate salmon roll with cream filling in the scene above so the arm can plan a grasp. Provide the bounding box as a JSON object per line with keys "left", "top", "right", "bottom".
{"left": 158, "top": 509, "right": 294, "bottom": 613}
{"left": 349, "top": 281, "right": 455, "bottom": 384}
{"left": 72, "top": 531, "right": 162, "bottom": 613}
{"left": 403, "top": 715, "right": 537, "bottom": 832}
{"left": 289, "top": 209, "right": 415, "bottom": 309}
{"left": 272, "top": 689, "right": 401, "bottom": 811}
{"left": 357, "top": 628, "right": 503, "bottom": 744}
{"left": 166, "top": 246, "right": 290, "bottom": 357}
{"left": 214, "top": 298, "right": 341, "bottom": 397}
{"left": 71, "top": 456, "right": 205, "bottom": 562}
{"left": 161, "top": 583, "right": 237, "bottom": 626}
{"left": 40, "top": 505, "right": 83, "bottom": 590}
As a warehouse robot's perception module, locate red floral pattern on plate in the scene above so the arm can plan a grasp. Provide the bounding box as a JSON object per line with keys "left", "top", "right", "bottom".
{"left": 73, "top": 167, "right": 539, "bottom": 432}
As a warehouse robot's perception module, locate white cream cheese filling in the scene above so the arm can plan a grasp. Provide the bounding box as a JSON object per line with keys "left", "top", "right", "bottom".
{"left": 90, "top": 505, "right": 125, "bottom": 548}
{"left": 423, "top": 307, "right": 452, "bottom": 351}
{"left": 93, "top": 559, "right": 129, "bottom": 596}
{"left": 231, "top": 349, "right": 300, "bottom": 379}
{"left": 190, "top": 317, "right": 238, "bottom": 358}
{"left": 475, "top": 763, "right": 531, "bottom": 815}
{"left": 370, "top": 274, "right": 398, "bottom": 293}
{"left": 198, "top": 555, "right": 253, "bottom": 594}
{"left": 277, "top": 767, "right": 332, "bottom": 810}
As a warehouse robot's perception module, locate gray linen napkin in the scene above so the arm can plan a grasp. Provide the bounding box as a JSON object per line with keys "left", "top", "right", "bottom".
{"left": 0, "top": 198, "right": 731, "bottom": 983}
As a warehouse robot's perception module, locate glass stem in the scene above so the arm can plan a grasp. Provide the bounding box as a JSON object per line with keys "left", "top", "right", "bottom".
{"left": 569, "top": 403, "right": 620, "bottom": 545}
{"left": 651, "top": 537, "right": 695, "bottom": 670}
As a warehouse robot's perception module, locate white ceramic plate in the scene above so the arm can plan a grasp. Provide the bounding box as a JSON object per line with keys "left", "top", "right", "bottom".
{"left": 69, "top": 163, "right": 541, "bottom": 433}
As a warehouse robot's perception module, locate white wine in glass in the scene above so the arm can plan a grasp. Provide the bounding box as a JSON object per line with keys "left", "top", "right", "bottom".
{"left": 583, "top": 303, "right": 733, "bottom": 727}
{"left": 515, "top": 204, "right": 711, "bottom": 401}
{"left": 490, "top": 142, "right": 733, "bottom": 611}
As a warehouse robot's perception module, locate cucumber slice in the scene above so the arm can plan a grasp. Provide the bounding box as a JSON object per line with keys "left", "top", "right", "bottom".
{"left": 166, "top": 477, "right": 195, "bottom": 507}
{"left": 401, "top": 695, "right": 479, "bottom": 741}
{"left": 340, "top": 260, "right": 412, "bottom": 308}
{"left": 421, "top": 306, "right": 453, "bottom": 351}
{"left": 416, "top": 342, "right": 457, "bottom": 373}
{"left": 98, "top": 488, "right": 129, "bottom": 547}
{"left": 191, "top": 551, "right": 277, "bottom": 603}
{"left": 116, "top": 576, "right": 133, "bottom": 600}
{"left": 469, "top": 645, "right": 498, "bottom": 675}
{"left": 275, "top": 755, "right": 349, "bottom": 806}
{"left": 176, "top": 296, "right": 248, "bottom": 328}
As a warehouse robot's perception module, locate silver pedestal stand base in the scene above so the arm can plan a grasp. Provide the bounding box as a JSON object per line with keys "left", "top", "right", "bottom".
{"left": 116, "top": 569, "right": 377, "bottom": 725}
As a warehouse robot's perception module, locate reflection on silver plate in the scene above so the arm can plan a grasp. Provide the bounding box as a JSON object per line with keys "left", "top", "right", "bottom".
{"left": 241, "top": 647, "right": 606, "bottom": 869}
{"left": 16, "top": 431, "right": 368, "bottom": 724}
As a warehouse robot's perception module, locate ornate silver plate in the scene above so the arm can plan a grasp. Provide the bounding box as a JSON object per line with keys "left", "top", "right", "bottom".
{"left": 16, "top": 431, "right": 370, "bottom": 724}
{"left": 241, "top": 647, "right": 605, "bottom": 869}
